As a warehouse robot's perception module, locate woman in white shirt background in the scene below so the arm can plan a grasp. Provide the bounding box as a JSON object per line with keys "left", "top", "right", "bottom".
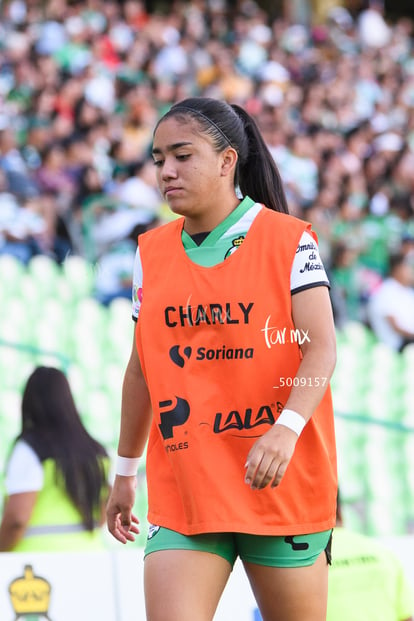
{"left": 0, "top": 366, "right": 111, "bottom": 552}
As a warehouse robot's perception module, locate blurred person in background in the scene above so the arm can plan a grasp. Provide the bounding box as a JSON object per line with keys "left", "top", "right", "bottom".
{"left": 0, "top": 366, "right": 111, "bottom": 552}
{"left": 366, "top": 252, "right": 414, "bottom": 351}
{"left": 0, "top": 190, "right": 73, "bottom": 264}
{"left": 94, "top": 215, "right": 159, "bottom": 307}
{"left": 0, "top": 192, "right": 47, "bottom": 265}
{"left": 327, "top": 240, "right": 363, "bottom": 328}
{"left": 0, "top": 128, "right": 39, "bottom": 201}
{"left": 357, "top": 0, "right": 392, "bottom": 50}
{"left": 34, "top": 141, "right": 78, "bottom": 205}
{"left": 327, "top": 493, "right": 414, "bottom": 621}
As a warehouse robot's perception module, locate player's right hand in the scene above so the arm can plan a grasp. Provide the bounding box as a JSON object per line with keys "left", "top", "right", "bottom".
{"left": 106, "top": 475, "right": 140, "bottom": 544}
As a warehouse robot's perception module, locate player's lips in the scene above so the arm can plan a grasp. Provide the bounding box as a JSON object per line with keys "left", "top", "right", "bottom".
{"left": 164, "top": 186, "right": 182, "bottom": 197}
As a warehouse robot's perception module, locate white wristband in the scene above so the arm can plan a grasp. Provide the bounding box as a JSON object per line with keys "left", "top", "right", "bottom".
{"left": 275, "top": 409, "right": 306, "bottom": 436}
{"left": 116, "top": 456, "right": 140, "bottom": 476}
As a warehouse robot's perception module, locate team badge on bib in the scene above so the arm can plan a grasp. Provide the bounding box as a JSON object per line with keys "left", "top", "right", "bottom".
{"left": 224, "top": 235, "right": 245, "bottom": 258}
{"left": 147, "top": 524, "right": 161, "bottom": 539}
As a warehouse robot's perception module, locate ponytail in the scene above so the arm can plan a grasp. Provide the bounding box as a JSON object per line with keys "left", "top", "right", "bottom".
{"left": 231, "top": 104, "right": 289, "bottom": 214}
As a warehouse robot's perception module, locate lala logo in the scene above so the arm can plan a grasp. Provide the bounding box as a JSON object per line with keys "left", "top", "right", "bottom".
{"left": 8, "top": 564, "right": 52, "bottom": 620}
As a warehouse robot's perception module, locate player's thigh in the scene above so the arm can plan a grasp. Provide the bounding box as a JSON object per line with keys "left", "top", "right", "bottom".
{"left": 243, "top": 551, "right": 329, "bottom": 621}
{"left": 144, "top": 549, "right": 232, "bottom": 621}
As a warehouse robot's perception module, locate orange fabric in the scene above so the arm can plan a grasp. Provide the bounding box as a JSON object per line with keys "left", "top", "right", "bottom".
{"left": 136, "top": 207, "right": 337, "bottom": 536}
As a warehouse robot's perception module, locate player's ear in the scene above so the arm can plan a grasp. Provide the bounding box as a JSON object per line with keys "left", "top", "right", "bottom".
{"left": 220, "top": 147, "right": 238, "bottom": 177}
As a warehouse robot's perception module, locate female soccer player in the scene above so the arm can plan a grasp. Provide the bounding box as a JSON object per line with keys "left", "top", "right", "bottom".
{"left": 106, "top": 97, "right": 337, "bottom": 621}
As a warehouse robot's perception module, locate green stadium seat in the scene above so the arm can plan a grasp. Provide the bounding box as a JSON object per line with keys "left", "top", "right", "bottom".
{"left": 0, "top": 254, "right": 25, "bottom": 295}
{"left": 62, "top": 255, "right": 95, "bottom": 298}
{"left": 28, "top": 254, "right": 61, "bottom": 295}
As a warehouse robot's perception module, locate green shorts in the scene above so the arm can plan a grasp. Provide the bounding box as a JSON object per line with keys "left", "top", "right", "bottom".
{"left": 144, "top": 525, "right": 333, "bottom": 568}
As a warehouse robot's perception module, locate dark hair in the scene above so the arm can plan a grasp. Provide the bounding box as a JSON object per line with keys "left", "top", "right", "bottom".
{"left": 155, "top": 97, "right": 289, "bottom": 214}
{"left": 18, "top": 366, "right": 109, "bottom": 531}
{"left": 388, "top": 252, "right": 407, "bottom": 275}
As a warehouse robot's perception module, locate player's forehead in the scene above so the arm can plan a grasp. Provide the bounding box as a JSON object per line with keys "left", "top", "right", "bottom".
{"left": 152, "top": 115, "right": 210, "bottom": 152}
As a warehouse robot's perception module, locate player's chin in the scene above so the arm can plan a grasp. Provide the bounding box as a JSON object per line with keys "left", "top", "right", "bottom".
{"left": 167, "top": 199, "right": 191, "bottom": 217}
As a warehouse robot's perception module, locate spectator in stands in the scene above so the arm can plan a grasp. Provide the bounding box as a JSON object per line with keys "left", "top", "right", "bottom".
{"left": 0, "top": 366, "right": 111, "bottom": 552}
{"left": 0, "top": 193, "right": 47, "bottom": 265}
{"left": 26, "top": 192, "right": 74, "bottom": 264}
{"left": 93, "top": 215, "right": 159, "bottom": 306}
{"left": 366, "top": 252, "right": 414, "bottom": 351}
{"left": 400, "top": 233, "right": 414, "bottom": 262}
{"left": 357, "top": 0, "right": 392, "bottom": 50}
{"left": 274, "top": 132, "right": 319, "bottom": 210}
{"left": 328, "top": 240, "right": 362, "bottom": 328}
{"left": 0, "top": 128, "right": 38, "bottom": 200}
{"left": 327, "top": 493, "right": 414, "bottom": 621}
{"left": 110, "top": 159, "right": 162, "bottom": 214}
{"left": 34, "top": 142, "right": 77, "bottom": 207}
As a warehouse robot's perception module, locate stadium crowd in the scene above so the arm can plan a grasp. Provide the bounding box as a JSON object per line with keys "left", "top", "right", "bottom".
{"left": 1, "top": 0, "right": 414, "bottom": 334}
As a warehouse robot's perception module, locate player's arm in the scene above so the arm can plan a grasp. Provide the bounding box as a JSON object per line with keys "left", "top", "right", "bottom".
{"left": 118, "top": 324, "right": 152, "bottom": 458}
{"left": 106, "top": 324, "right": 152, "bottom": 543}
{"left": 245, "top": 285, "right": 336, "bottom": 490}
{"left": 283, "top": 284, "right": 337, "bottom": 418}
